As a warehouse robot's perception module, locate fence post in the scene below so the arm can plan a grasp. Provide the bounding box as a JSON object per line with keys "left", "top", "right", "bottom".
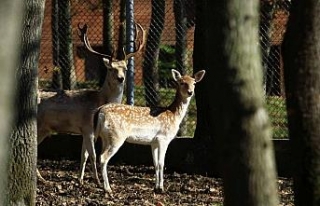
{"left": 126, "top": 0, "right": 135, "bottom": 105}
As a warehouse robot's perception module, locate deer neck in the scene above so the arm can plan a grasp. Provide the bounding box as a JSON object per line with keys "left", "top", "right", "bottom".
{"left": 99, "top": 78, "right": 124, "bottom": 104}
{"left": 168, "top": 91, "right": 191, "bottom": 122}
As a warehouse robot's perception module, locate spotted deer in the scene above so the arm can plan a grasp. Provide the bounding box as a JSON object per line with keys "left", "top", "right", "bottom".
{"left": 37, "top": 23, "right": 146, "bottom": 184}
{"left": 93, "top": 69, "right": 205, "bottom": 193}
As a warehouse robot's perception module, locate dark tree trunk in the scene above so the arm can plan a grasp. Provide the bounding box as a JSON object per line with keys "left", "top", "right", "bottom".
{"left": 193, "top": 0, "right": 211, "bottom": 142}
{"left": 51, "top": 0, "right": 62, "bottom": 90}
{"left": 259, "top": 0, "right": 275, "bottom": 95}
{"left": 174, "top": 0, "right": 187, "bottom": 75}
{"left": 142, "top": 0, "right": 165, "bottom": 107}
{"left": 8, "top": 0, "right": 45, "bottom": 205}
{"left": 174, "top": 0, "right": 188, "bottom": 136}
{"left": 102, "top": 0, "right": 114, "bottom": 55}
{"left": 117, "top": 0, "right": 126, "bottom": 60}
{"left": 194, "top": 0, "right": 279, "bottom": 205}
{"left": 0, "top": 0, "right": 24, "bottom": 204}
{"left": 100, "top": 0, "right": 114, "bottom": 87}
{"left": 282, "top": 0, "right": 320, "bottom": 205}
{"left": 59, "top": 0, "right": 76, "bottom": 90}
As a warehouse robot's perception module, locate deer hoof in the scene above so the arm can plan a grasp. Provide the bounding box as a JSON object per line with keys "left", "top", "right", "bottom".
{"left": 37, "top": 174, "right": 47, "bottom": 184}
{"left": 96, "top": 179, "right": 101, "bottom": 187}
{"left": 154, "top": 187, "right": 165, "bottom": 194}
{"left": 104, "top": 188, "right": 113, "bottom": 198}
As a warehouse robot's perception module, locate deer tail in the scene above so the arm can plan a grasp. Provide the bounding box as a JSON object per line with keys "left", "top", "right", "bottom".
{"left": 93, "top": 106, "right": 103, "bottom": 139}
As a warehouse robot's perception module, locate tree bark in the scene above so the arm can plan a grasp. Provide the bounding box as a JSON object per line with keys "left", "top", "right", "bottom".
{"left": 51, "top": 0, "right": 62, "bottom": 90}
{"left": 99, "top": 0, "right": 114, "bottom": 87}
{"left": 59, "top": 0, "right": 76, "bottom": 90}
{"left": 8, "top": 0, "right": 45, "bottom": 205}
{"left": 259, "top": 0, "right": 275, "bottom": 95}
{"left": 174, "top": 0, "right": 188, "bottom": 75}
{"left": 142, "top": 0, "right": 165, "bottom": 107}
{"left": 282, "top": 0, "right": 320, "bottom": 205}
{"left": 174, "top": 0, "right": 189, "bottom": 136}
{"left": 117, "top": 0, "right": 126, "bottom": 60}
{"left": 194, "top": 0, "right": 279, "bottom": 205}
{"left": 0, "top": 0, "right": 24, "bottom": 205}
{"left": 193, "top": 0, "right": 211, "bottom": 142}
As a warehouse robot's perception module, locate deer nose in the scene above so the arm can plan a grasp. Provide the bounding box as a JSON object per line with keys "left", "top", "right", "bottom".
{"left": 117, "top": 77, "right": 125, "bottom": 83}
{"left": 187, "top": 91, "right": 193, "bottom": 96}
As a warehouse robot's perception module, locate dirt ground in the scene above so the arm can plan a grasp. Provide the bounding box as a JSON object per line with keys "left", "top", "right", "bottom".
{"left": 36, "top": 159, "right": 294, "bottom": 206}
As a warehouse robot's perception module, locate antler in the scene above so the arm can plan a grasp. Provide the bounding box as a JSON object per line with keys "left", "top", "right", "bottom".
{"left": 78, "top": 22, "right": 145, "bottom": 61}
{"left": 78, "top": 23, "right": 112, "bottom": 59}
{"left": 124, "top": 23, "right": 146, "bottom": 60}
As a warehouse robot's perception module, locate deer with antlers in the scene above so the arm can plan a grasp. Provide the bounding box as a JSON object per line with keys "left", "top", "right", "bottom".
{"left": 37, "top": 23, "right": 146, "bottom": 185}
{"left": 93, "top": 69, "right": 205, "bottom": 194}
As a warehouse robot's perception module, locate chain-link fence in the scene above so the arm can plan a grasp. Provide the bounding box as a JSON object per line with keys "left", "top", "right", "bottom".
{"left": 39, "top": 0, "right": 291, "bottom": 138}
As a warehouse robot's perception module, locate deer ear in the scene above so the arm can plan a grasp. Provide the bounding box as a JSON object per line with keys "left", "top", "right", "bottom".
{"left": 171, "top": 69, "right": 182, "bottom": 81}
{"left": 103, "top": 58, "right": 112, "bottom": 68}
{"left": 194, "top": 70, "right": 206, "bottom": 82}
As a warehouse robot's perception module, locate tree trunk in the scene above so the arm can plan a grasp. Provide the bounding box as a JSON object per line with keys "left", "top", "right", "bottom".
{"left": 142, "top": 0, "right": 165, "bottom": 107}
{"left": 282, "top": 0, "right": 320, "bottom": 205}
{"left": 51, "top": 0, "right": 62, "bottom": 90}
{"left": 0, "top": 0, "right": 24, "bottom": 205}
{"left": 117, "top": 0, "right": 126, "bottom": 60}
{"left": 174, "top": 0, "right": 188, "bottom": 75}
{"left": 174, "top": 0, "right": 189, "bottom": 136}
{"left": 194, "top": 0, "right": 279, "bottom": 205}
{"left": 59, "top": 0, "right": 76, "bottom": 90}
{"left": 259, "top": 0, "right": 275, "bottom": 95}
{"left": 100, "top": 0, "right": 114, "bottom": 87}
{"left": 8, "top": 0, "right": 45, "bottom": 205}
{"left": 193, "top": 0, "right": 211, "bottom": 142}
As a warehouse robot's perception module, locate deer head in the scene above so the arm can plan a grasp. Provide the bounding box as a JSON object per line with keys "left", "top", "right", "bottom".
{"left": 172, "top": 69, "right": 206, "bottom": 99}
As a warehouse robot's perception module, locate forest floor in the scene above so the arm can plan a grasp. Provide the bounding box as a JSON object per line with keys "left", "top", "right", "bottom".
{"left": 36, "top": 159, "right": 294, "bottom": 206}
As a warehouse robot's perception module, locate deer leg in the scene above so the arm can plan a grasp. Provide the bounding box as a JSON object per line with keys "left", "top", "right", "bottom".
{"left": 37, "top": 130, "right": 50, "bottom": 182}
{"left": 100, "top": 137, "right": 125, "bottom": 194}
{"left": 82, "top": 132, "right": 100, "bottom": 185}
{"left": 156, "top": 142, "right": 169, "bottom": 192}
{"left": 79, "top": 138, "right": 89, "bottom": 184}
{"left": 151, "top": 144, "right": 160, "bottom": 190}
{"left": 37, "top": 168, "right": 47, "bottom": 183}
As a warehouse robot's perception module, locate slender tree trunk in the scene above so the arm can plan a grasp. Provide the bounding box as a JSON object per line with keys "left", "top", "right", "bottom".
{"left": 174, "top": 0, "right": 187, "bottom": 75}
{"left": 8, "top": 0, "right": 45, "bottom": 205}
{"left": 100, "top": 0, "right": 114, "bottom": 86}
{"left": 117, "top": 0, "right": 126, "bottom": 60}
{"left": 282, "top": 0, "right": 320, "bottom": 205}
{"left": 194, "top": 0, "right": 279, "bottom": 205}
{"left": 0, "top": 0, "right": 24, "bottom": 205}
{"left": 174, "top": 0, "right": 188, "bottom": 136}
{"left": 51, "top": 0, "right": 62, "bottom": 90}
{"left": 259, "top": 0, "right": 275, "bottom": 95}
{"left": 59, "top": 0, "right": 76, "bottom": 90}
{"left": 142, "top": 0, "right": 165, "bottom": 107}
{"left": 102, "top": 0, "right": 114, "bottom": 55}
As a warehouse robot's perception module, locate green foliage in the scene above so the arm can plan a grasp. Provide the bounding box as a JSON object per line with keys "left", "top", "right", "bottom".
{"left": 265, "top": 96, "right": 289, "bottom": 139}
{"left": 158, "top": 44, "right": 176, "bottom": 87}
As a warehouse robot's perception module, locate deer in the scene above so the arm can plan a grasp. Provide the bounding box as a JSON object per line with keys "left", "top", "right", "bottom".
{"left": 93, "top": 69, "right": 206, "bottom": 194}
{"left": 37, "top": 23, "right": 146, "bottom": 185}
